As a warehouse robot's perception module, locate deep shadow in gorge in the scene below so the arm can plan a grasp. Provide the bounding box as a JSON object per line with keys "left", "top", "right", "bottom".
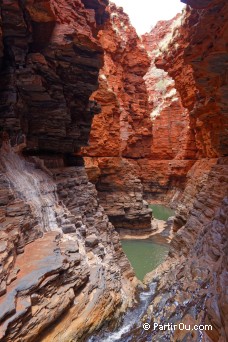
{"left": 0, "top": 0, "right": 227, "bottom": 341}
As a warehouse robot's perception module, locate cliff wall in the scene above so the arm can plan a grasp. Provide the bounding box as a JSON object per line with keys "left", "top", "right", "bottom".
{"left": 136, "top": 1, "right": 228, "bottom": 340}
{"left": 0, "top": 0, "right": 227, "bottom": 340}
{"left": 82, "top": 3, "right": 153, "bottom": 231}
{"left": 140, "top": 16, "right": 197, "bottom": 202}
{"left": 0, "top": 1, "right": 136, "bottom": 341}
{"left": 83, "top": 8, "right": 198, "bottom": 214}
{"left": 157, "top": 0, "right": 228, "bottom": 158}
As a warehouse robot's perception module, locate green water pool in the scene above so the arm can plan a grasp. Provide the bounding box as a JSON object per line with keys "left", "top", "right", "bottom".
{"left": 121, "top": 239, "right": 169, "bottom": 281}
{"left": 149, "top": 204, "right": 175, "bottom": 221}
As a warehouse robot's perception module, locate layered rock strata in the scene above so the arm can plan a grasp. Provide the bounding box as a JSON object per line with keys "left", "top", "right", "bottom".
{"left": 157, "top": 0, "right": 228, "bottom": 158}
{"left": 0, "top": 153, "right": 135, "bottom": 341}
{"left": 0, "top": 1, "right": 136, "bottom": 341}
{"left": 134, "top": 158, "right": 228, "bottom": 342}
{"left": 82, "top": 3, "right": 153, "bottom": 231}
{"left": 132, "top": 1, "right": 228, "bottom": 340}
{"left": 0, "top": 0, "right": 108, "bottom": 153}
{"left": 84, "top": 157, "right": 152, "bottom": 231}
{"left": 83, "top": 9, "right": 198, "bottom": 215}
{"left": 139, "top": 14, "right": 198, "bottom": 202}
{"left": 0, "top": 0, "right": 227, "bottom": 341}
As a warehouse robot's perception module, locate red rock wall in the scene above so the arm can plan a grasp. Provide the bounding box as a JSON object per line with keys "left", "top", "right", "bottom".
{"left": 83, "top": 10, "right": 199, "bottom": 213}
{"left": 139, "top": 16, "right": 197, "bottom": 201}
{"left": 0, "top": 0, "right": 108, "bottom": 153}
{"left": 140, "top": 1, "right": 228, "bottom": 340}
{"left": 82, "top": 3, "right": 153, "bottom": 231}
{"left": 0, "top": 1, "right": 137, "bottom": 341}
{"left": 1, "top": 0, "right": 227, "bottom": 340}
{"left": 142, "top": 17, "right": 196, "bottom": 161}
{"left": 83, "top": 3, "right": 152, "bottom": 158}
{"left": 156, "top": 0, "right": 228, "bottom": 158}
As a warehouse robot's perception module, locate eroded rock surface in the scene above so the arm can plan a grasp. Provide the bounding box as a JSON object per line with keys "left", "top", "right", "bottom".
{"left": 0, "top": 0, "right": 227, "bottom": 341}
{"left": 140, "top": 16, "right": 197, "bottom": 201}
{"left": 134, "top": 1, "right": 228, "bottom": 340}
{"left": 82, "top": 3, "right": 153, "bottom": 232}
{"left": 0, "top": 0, "right": 108, "bottom": 153}
{"left": 84, "top": 157, "right": 152, "bottom": 231}
{"left": 156, "top": 0, "right": 228, "bottom": 158}
{"left": 0, "top": 158, "right": 135, "bottom": 341}
{"left": 0, "top": 1, "right": 136, "bottom": 341}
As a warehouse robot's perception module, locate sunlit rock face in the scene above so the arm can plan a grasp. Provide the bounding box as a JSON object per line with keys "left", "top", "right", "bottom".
{"left": 142, "top": 16, "right": 191, "bottom": 160}
{"left": 0, "top": 1, "right": 136, "bottom": 341}
{"left": 82, "top": 3, "right": 153, "bottom": 232}
{"left": 139, "top": 15, "right": 197, "bottom": 201}
{"left": 83, "top": 9, "right": 198, "bottom": 211}
{"left": 137, "top": 1, "right": 228, "bottom": 341}
{"left": 157, "top": 0, "right": 228, "bottom": 159}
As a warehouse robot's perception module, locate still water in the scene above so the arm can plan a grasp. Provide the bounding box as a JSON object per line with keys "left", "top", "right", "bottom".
{"left": 121, "top": 239, "right": 169, "bottom": 281}
{"left": 88, "top": 238, "right": 169, "bottom": 341}
{"left": 149, "top": 204, "right": 174, "bottom": 221}
{"left": 88, "top": 206, "right": 173, "bottom": 341}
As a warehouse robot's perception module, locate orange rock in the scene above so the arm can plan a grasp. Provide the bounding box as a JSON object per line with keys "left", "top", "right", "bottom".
{"left": 82, "top": 3, "right": 153, "bottom": 231}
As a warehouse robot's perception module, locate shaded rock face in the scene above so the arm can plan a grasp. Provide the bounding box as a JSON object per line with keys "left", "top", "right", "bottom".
{"left": 82, "top": 3, "right": 153, "bottom": 231}
{"left": 137, "top": 158, "right": 228, "bottom": 342}
{"left": 0, "top": 1, "right": 227, "bottom": 341}
{"left": 84, "top": 157, "right": 152, "bottom": 231}
{"left": 0, "top": 1, "right": 136, "bottom": 341}
{"left": 0, "top": 0, "right": 108, "bottom": 153}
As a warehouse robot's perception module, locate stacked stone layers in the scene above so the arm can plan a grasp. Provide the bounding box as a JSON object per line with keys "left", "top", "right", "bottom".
{"left": 83, "top": 9, "right": 198, "bottom": 212}
{"left": 0, "top": 161, "right": 135, "bottom": 341}
{"left": 140, "top": 16, "right": 197, "bottom": 201}
{"left": 0, "top": 1, "right": 136, "bottom": 341}
{"left": 133, "top": 158, "right": 228, "bottom": 342}
{"left": 84, "top": 157, "right": 152, "bottom": 231}
{"left": 134, "top": 0, "right": 228, "bottom": 340}
{"left": 0, "top": 0, "right": 108, "bottom": 153}
{"left": 82, "top": 3, "right": 153, "bottom": 231}
{"left": 156, "top": 0, "right": 228, "bottom": 158}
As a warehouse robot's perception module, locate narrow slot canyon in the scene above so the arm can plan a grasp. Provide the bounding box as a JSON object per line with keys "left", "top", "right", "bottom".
{"left": 0, "top": 1, "right": 227, "bottom": 342}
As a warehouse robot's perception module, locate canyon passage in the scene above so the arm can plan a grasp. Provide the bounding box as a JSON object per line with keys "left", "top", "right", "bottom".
{"left": 0, "top": 0, "right": 227, "bottom": 342}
